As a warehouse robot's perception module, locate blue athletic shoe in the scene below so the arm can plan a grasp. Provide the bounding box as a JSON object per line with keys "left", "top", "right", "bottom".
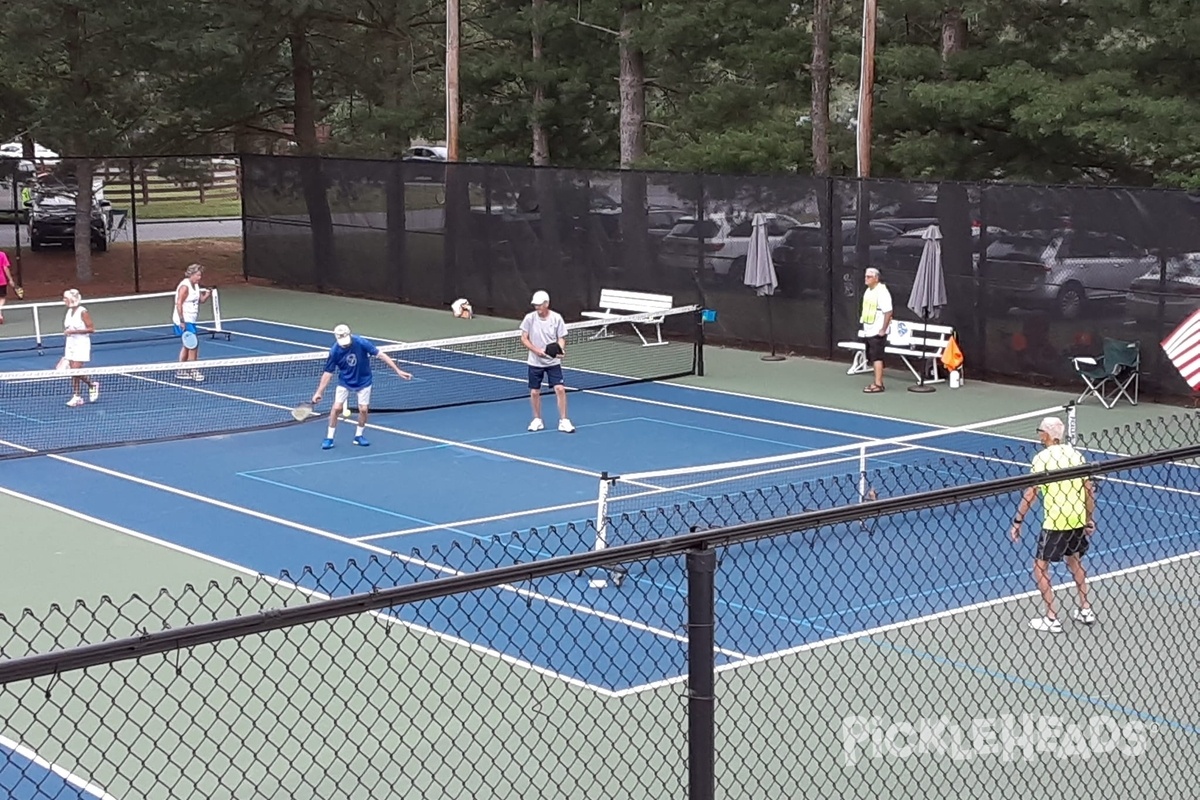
{"left": 321, "top": 438, "right": 335, "bottom": 450}
{"left": 353, "top": 435, "right": 370, "bottom": 447}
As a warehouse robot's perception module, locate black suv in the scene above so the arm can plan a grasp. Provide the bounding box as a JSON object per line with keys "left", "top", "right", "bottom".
{"left": 26, "top": 189, "right": 113, "bottom": 252}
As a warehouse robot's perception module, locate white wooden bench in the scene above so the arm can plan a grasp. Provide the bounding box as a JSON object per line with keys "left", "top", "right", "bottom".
{"left": 580, "top": 289, "right": 674, "bottom": 347}
{"left": 837, "top": 319, "right": 957, "bottom": 385}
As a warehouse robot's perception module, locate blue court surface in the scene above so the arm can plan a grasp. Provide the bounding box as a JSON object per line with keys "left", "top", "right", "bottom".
{"left": 2, "top": 317, "right": 1198, "bottom": 704}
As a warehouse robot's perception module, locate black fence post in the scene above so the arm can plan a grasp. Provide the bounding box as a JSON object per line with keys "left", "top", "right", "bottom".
{"left": 822, "top": 176, "right": 835, "bottom": 358}
{"left": 687, "top": 545, "right": 716, "bottom": 800}
{"left": 129, "top": 158, "right": 141, "bottom": 293}
{"left": 9, "top": 167, "right": 22, "bottom": 285}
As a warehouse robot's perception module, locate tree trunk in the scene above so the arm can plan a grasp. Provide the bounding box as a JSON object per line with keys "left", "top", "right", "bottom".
{"left": 289, "top": 22, "right": 337, "bottom": 288}
{"left": 811, "top": 0, "right": 832, "bottom": 176}
{"left": 72, "top": 159, "right": 94, "bottom": 283}
{"left": 618, "top": 3, "right": 646, "bottom": 168}
{"left": 64, "top": 5, "right": 92, "bottom": 283}
{"left": 531, "top": 0, "right": 550, "bottom": 165}
{"left": 941, "top": 7, "right": 967, "bottom": 75}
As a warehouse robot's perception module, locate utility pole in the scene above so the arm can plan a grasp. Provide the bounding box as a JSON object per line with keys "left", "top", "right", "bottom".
{"left": 446, "top": 0, "right": 461, "bottom": 161}
{"left": 856, "top": 0, "right": 877, "bottom": 178}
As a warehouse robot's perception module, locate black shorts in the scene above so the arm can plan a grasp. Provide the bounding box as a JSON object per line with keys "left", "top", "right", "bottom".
{"left": 528, "top": 364, "right": 564, "bottom": 389}
{"left": 1035, "top": 528, "right": 1089, "bottom": 562}
{"left": 0, "top": 284, "right": 7, "bottom": 298}
{"left": 865, "top": 334, "right": 887, "bottom": 363}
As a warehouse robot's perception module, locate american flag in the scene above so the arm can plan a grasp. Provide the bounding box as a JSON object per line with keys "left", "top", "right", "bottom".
{"left": 1162, "top": 308, "right": 1200, "bottom": 391}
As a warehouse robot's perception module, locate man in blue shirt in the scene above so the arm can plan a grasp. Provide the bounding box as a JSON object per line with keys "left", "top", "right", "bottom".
{"left": 311, "top": 324, "right": 411, "bottom": 449}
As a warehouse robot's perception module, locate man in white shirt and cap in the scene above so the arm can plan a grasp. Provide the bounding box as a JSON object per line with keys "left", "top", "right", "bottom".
{"left": 519, "top": 290, "right": 575, "bottom": 433}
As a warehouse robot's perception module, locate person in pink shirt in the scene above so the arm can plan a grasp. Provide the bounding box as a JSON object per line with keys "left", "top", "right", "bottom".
{"left": 0, "top": 250, "right": 22, "bottom": 324}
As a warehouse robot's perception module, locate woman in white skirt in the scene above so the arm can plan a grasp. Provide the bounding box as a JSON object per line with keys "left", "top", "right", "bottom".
{"left": 62, "top": 289, "right": 99, "bottom": 407}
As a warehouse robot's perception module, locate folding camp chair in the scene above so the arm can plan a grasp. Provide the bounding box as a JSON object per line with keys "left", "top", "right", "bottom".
{"left": 1071, "top": 338, "right": 1140, "bottom": 408}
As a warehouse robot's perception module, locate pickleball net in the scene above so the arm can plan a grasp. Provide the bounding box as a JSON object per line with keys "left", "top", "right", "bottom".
{"left": 0, "top": 290, "right": 228, "bottom": 355}
{"left": 0, "top": 305, "right": 702, "bottom": 460}
{"left": 583, "top": 404, "right": 1076, "bottom": 584}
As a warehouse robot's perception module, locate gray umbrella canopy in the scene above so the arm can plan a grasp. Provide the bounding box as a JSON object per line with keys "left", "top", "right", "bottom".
{"left": 743, "top": 212, "right": 778, "bottom": 297}
{"left": 907, "top": 224, "right": 948, "bottom": 319}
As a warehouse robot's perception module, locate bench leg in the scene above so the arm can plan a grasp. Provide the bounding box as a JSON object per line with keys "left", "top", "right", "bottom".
{"left": 847, "top": 350, "right": 869, "bottom": 375}
{"left": 588, "top": 324, "right": 615, "bottom": 341}
{"left": 900, "top": 355, "right": 946, "bottom": 385}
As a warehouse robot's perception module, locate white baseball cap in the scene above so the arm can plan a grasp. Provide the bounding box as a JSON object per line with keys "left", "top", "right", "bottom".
{"left": 1037, "top": 417, "right": 1065, "bottom": 441}
{"left": 333, "top": 324, "right": 352, "bottom": 346}
{"left": 531, "top": 290, "right": 550, "bottom": 306}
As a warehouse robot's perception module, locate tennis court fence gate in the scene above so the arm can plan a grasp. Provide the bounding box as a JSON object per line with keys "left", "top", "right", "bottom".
{"left": 0, "top": 416, "right": 1198, "bottom": 799}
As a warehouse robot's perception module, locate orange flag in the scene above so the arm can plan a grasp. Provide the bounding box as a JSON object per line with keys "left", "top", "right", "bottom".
{"left": 941, "top": 334, "right": 964, "bottom": 372}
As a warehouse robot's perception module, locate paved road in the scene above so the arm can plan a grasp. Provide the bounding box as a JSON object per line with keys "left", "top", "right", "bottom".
{"left": 0, "top": 217, "right": 242, "bottom": 248}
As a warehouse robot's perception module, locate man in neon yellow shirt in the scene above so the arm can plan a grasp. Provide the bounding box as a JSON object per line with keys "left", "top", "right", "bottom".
{"left": 859, "top": 267, "right": 892, "bottom": 393}
{"left": 1010, "top": 416, "right": 1096, "bottom": 633}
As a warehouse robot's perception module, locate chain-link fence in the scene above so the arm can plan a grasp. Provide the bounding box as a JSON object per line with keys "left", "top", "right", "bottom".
{"left": 1, "top": 413, "right": 1198, "bottom": 798}
{"left": 240, "top": 155, "right": 1200, "bottom": 401}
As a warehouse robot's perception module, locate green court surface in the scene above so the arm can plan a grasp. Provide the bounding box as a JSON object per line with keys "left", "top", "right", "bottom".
{"left": 0, "top": 285, "right": 1195, "bottom": 799}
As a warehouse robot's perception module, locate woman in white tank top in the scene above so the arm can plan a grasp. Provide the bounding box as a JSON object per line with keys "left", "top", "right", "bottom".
{"left": 62, "top": 289, "right": 99, "bottom": 407}
{"left": 172, "top": 263, "right": 210, "bottom": 381}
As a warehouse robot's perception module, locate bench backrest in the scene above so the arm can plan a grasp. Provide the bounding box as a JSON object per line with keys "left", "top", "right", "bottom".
{"left": 598, "top": 288, "right": 674, "bottom": 314}
{"left": 888, "top": 319, "right": 953, "bottom": 352}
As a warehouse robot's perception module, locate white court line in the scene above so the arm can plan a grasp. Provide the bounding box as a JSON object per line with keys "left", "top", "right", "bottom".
{"left": 0, "top": 485, "right": 630, "bottom": 697}
{"left": 609, "top": 548, "right": 1200, "bottom": 698}
{"left": 0, "top": 451, "right": 742, "bottom": 661}
{"left": 0, "top": 733, "right": 117, "bottom": 800}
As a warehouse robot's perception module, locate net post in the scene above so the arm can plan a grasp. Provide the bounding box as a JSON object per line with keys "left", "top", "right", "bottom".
{"left": 1065, "top": 402, "right": 1078, "bottom": 446}
{"left": 694, "top": 308, "right": 706, "bottom": 377}
{"left": 589, "top": 473, "right": 613, "bottom": 588}
{"left": 32, "top": 304, "right": 43, "bottom": 352}
{"left": 211, "top": 288, "right": 224, "bottom": 334}
{"left": 857, "top": 444, "right": 868, "bottom": 503}
{"left": 686, "top": 545, "right": 717, "bottom": 800}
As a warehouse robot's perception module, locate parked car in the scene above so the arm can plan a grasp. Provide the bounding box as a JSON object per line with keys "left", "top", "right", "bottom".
{"left": 1126, "top": 252, "right": 1200, "bottom": 326}
{"left": 768, "top": 220, "right": 903, "bottom": 297}
{"left": 657, "top": 212, "right": 801, "bottom": 280}
{"left": 402, "top": 145, "right": 448, "bottom": 162}
{"left": 981, "top": 230, "right": 1157, "bottom": 319}
{"left": 26, "top": 189, "right": 114, "bottom": 252}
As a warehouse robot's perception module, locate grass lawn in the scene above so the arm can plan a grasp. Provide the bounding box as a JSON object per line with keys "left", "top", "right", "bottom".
{"left": 133, "top": 196, "right": 243, "bottom": 220}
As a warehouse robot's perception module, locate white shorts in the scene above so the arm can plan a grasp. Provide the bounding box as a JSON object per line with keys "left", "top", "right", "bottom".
{"left": 334, "top": 385, "right": 372, "bottom": 408}
{"left": 64, "top": 338, "right": 91, "bottom": 364}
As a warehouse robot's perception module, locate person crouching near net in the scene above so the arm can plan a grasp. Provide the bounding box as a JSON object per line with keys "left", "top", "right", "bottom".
{"left": 311, "top": 324, "right": 411, "bottom": 450}
{"left": 172, "top": 263, "right": 210, "bottom": 382}
{"left": 520, "top": 290, "right": 574, "bottom": 433}
{"left": 62, "top": 289, "right": 99, "bottom": 407}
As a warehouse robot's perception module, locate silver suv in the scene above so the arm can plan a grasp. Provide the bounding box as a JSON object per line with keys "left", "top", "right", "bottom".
{"left": 984, "top": 230, "right": 1157, "bottom": 319}
{"left": 657, "top": 212, "right": 800, "bottom": 281}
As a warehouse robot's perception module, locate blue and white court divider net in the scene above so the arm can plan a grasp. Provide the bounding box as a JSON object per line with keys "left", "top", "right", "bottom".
{"left": 0, "top": 305, "right": 702, "bottom": 459}
{"left": 0, "top": 289, "right": 226, "bottom": 353}
{"left": 587, "top": 403, "right": 1076, "bottom": 587}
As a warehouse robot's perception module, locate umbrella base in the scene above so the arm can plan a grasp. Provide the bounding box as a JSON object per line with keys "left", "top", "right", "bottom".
{"left": 907, "top": 383, "right": 936, "bottom": 393}
{"left": 760, "top": 354, "right": 786, "bottom": 362}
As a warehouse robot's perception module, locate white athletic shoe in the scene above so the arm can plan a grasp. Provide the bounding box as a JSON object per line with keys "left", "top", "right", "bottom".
{"left": 1071, "top": 608, "right": 1097, "bottom": 625}
{"left": 528, "top": 418, "right": 545, "bottom": 432}
{"left": 66, "top": 396, "right": 84, "bottom": 408}
{"left": 88, "top": 383, "right": 100, "bottom": 403}
{"left": 1029, "top": 616, "right": 1062, "bottom": 633}
{"left": 190, "top": 370, "right": 205, "bottom": 382}
{"left": 175, "top": 371, "right": 191, "bottom": 380}
{"left": 558, "top": 418, "right": 576, "bottom": 433}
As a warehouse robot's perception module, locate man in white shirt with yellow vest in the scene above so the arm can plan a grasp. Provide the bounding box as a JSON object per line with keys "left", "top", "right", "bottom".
{"left": 859, "top": 267, "right": 892, "bottom": 393}
{"left": 1010, "top": 416, "right": 1097, "bottom": 633}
